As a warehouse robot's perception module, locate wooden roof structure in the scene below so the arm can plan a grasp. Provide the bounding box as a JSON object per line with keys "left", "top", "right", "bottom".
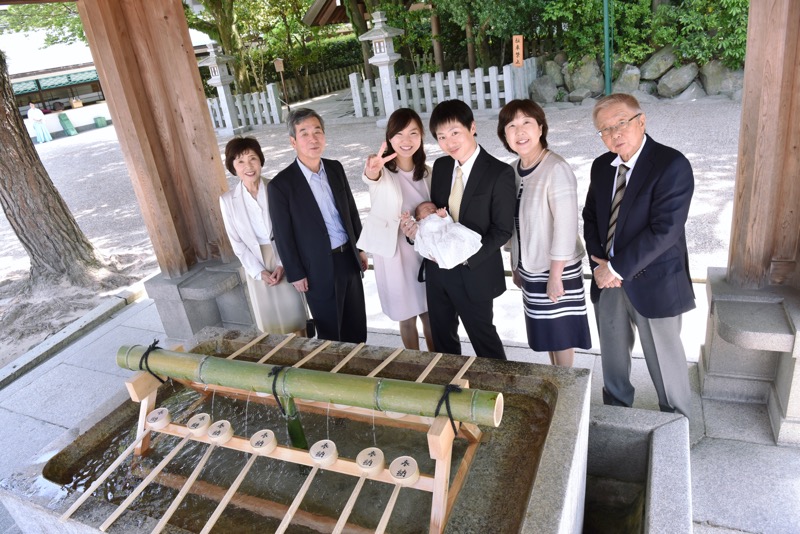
{"left": 303, "top": 0, "right": 367, "bottom": 27}
{"left": 302, "top": 0, "right": 426, "bottom": 27}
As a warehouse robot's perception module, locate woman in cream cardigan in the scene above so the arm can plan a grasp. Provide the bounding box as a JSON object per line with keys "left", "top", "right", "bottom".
{"left": 497, "top": 99, "right": 591, "bottom": 366}
{"left": 219, "top": 137, "right": 306, "bottom": 334}
{"left": 357, "top": 108, "right": 434, "bottom": 350}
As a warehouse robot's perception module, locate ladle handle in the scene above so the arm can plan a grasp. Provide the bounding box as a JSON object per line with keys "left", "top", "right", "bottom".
{"left": 275, "top": 465, "right": 319, "bottom": 534}
{"left": 151, "top": 443, "right": 217, "bottom": 534}
{"left": 375, "top": 484, "right": 402, "bottom": 534}
{"left": 199, "top": 453, "right": 259, "bottom": 534}
{"left": 60, "top": 429, "right": 151, "bottom": 522}
{"left": 332, "top": 475, "right": 367, "bottom": 534}
{"left": 100, "top": 433, "right": 192, "bottom": 531}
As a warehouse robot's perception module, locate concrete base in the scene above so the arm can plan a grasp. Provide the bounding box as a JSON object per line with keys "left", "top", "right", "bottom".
{"left": 700, "top": 267, "right": 800, "bottom": 445}
{"left": 143, "top": 259, "right": 254, "bottom": 340}
{"left": 588, "top": 406, "right": 692, "bottom": 532}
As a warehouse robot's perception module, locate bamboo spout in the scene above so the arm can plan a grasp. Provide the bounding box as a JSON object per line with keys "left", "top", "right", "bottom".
{"left": 117, "top": 345, "right": 503, "bottom": 427}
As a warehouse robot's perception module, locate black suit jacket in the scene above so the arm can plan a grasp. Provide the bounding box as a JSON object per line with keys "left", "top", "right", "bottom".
{"left": 583, "top": 135, "right": 695, "bottom": 318}
{"left": 268, "top": 158, "right": 363, "bottom": 300}
{"left": 427, "top": 146, "right": 516, "bottom": 301}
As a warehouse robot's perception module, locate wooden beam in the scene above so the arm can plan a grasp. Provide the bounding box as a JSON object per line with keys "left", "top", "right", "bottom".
{"left": 78, "top": 0, "right": 187, "bottom": 277}
{"left": 769, "top": 7, "right": 800, "bottom": 287}
{"left": 728, "top": 0, "right": 800, "bottom": 289}
{"left": 76, "top": 0, "right": 234, "bottom": 278}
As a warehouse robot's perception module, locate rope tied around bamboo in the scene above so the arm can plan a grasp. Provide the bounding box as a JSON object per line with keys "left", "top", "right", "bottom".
{"left": 117, "top": 345, "right": 504, "bottom": 427}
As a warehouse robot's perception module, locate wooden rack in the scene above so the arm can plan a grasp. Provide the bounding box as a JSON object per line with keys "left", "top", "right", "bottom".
{"left": 118, "top": 335, "right": 485, "bottom": 533}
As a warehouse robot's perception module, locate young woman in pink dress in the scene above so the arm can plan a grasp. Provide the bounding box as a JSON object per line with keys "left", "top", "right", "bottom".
{"left": 357, "top": 109, "right": 434, "bottom": 350}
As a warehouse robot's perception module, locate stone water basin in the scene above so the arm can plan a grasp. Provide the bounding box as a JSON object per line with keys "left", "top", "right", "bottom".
{"left": 21, "top": 329, "right": 592, "bottom": 532}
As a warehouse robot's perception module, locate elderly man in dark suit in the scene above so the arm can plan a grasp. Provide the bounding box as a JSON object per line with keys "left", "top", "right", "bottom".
{"left": 268, "top": 108, "right": 368, "bottom": 343}
{"left": 403, "top": 99, "right": 515, "bottom": 359}
{"left": 583, "top": 93, "right": 695, "bottom": 417}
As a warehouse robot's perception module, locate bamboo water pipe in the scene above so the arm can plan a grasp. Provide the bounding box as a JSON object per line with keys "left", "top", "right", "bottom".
{"left": 117, "top": 346, "right": 503, "bottom": 427}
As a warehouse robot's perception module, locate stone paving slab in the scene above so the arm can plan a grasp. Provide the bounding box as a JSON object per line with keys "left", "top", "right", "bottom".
{"left": 0, "top": 407, "right": 66, "bottom": 480}
{"left": 692, "top": 437, "right": 800, "bottom": 534}
{"left": 702, "top": 398, "right": 774, "bottom": 445}
{"left": 63, "top": 325, "right": 163, "bottom": 378}
{"left": 0, "top": 364, "right": 127, "bottom": 429}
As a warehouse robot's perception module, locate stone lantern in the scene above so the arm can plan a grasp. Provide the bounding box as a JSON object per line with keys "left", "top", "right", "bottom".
{"left": 359, "top": 11, "right": 404, "bottom": 121}
{"left": 198, "top": 42, "right": 247, "bottom": 135}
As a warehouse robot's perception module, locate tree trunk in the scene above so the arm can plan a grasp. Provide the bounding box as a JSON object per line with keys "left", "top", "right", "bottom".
{"left": 344, "top": 0, "right": 374, "bottom": 81}
{"left": 652, "top": 0, "right": 670, "bottom": 13}
{"left": 431, "top": 6, "right": 444, "bottom": 72}
{"left": 0, "top": 51, "right": 100, "bottom": 287}
{"left": 465, "top": 14, "right": 477, "bottom": 71}
{"left": 203, "top": 0, "right": 251, "bottom": 93}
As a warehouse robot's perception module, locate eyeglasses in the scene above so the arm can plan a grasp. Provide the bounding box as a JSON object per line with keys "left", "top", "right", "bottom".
{"left": 596, "top": 113, "right": 642, "bottom": 138}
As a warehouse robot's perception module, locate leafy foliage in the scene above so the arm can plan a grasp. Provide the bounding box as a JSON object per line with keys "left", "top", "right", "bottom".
{"left": 542, "top": 0, "right": 655, "bottom": 65}
{"left": 0, "top": 3, "right": 84, "bottom": 45}
{"left": 653, "top": 0, "right": 748, "bottom": 69}
{"left": 1, "top": 0, "right": 750, "bottom": 84}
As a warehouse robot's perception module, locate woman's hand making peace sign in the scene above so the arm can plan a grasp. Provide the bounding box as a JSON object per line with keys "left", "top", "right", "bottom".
{"left": 364, "top": 141, "right": 398, "bottom": 181}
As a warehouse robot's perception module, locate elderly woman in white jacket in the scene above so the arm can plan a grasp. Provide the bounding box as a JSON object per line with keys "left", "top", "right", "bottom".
{"left": 497, "top": 99, "right": 591, "bottom": 366}
{"left": 219, "top": 137, "right": 306, "bottom": 334}
{"left": 356, "top": 109, "right": 434, "bottom": 350}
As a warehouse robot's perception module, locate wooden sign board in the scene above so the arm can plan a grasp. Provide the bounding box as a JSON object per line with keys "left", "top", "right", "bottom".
{"left": 513, "top": 35, "right": 524, "bottom": 67}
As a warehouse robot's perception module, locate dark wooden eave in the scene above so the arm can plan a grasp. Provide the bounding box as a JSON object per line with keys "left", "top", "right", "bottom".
{"left": 303, "top": 0, "right": 366, "bottom": 27}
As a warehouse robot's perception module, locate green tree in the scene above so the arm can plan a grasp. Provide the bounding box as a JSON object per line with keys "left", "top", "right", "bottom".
{"left": 0, "top": 3, "right": 84, "bottom": 45}
{"left": 184, "top": 0, "right": 252, "bottom": 93}
{"left": 542, "top": 0, "right": 654, "bottom": 66}
{"left": 653, "top": 0, "right": 748, "bottom": 69}
{"left": 435, "top": 0, "right": 548, "bottom": 68}
{"left": 435, "top": 0, "right": 481, "bottom": 68}
{"left": 381, "top": 3, "right": 437, "bottom": 73}
{"left": 343, "top": 0, "right": 376, "bottom": 80}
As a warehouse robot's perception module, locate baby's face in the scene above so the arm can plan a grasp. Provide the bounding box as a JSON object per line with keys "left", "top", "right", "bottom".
{"left": 416, "top": 203, "right": 437, "bottom": 220}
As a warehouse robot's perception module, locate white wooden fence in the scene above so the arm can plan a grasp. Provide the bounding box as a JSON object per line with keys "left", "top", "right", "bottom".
{"left": 282, "top": 65, "right": 362, "bottom": 102}
{"left": 350, "top": 57, "right": 539, "bottom": 117}
{"left": 206, "top": 83, "right": 282, "bottom": 129}
{"left": 207, "top": 65, "right": 364, "bottom": 129}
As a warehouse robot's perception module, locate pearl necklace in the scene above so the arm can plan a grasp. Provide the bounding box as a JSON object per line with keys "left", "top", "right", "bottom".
{"left": 519, "top": 147, "right": 547, "bottom": 171}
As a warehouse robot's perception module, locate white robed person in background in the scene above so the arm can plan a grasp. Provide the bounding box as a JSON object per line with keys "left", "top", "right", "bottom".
{"left": 412, "top": 201, "right": 482, "bottom": 270}
{"left": 28, "top": 103, "right": 52, "bottom": 144}
{"left": 219, "top": 136, "right": 307, "bottom": 334}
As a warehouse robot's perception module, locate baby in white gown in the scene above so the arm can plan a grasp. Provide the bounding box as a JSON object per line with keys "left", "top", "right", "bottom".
{"left": 413, "top": 201, "right": 482, "bottom": 269}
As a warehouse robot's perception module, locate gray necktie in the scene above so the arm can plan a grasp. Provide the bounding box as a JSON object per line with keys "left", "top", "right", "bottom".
{"left": 606, "top": 164, "right": 629, "bottom": 256}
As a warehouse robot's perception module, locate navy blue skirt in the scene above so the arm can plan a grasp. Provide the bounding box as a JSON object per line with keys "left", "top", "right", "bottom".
{"left": 518, "top": 260, "right": 592, "bottom": 352}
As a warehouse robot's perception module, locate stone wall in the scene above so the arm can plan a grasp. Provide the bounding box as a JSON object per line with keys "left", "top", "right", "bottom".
{"left": 529, "top": 46, "right": 744, "bottom": 106}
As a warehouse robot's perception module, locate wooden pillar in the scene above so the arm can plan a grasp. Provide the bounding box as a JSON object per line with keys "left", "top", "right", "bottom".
{"left": 728, "top": 0, "right": 800, "bottom": 289}
{"left": 77, "top": 0, "right": 234, "bottom": 278}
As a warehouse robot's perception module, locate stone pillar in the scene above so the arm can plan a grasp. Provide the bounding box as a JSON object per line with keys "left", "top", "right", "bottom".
{"left": 358, "top": 11, "right": 404, "bottom": 122}
{"left": 700, "top": 0, "right": 800, "bottom": 444}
